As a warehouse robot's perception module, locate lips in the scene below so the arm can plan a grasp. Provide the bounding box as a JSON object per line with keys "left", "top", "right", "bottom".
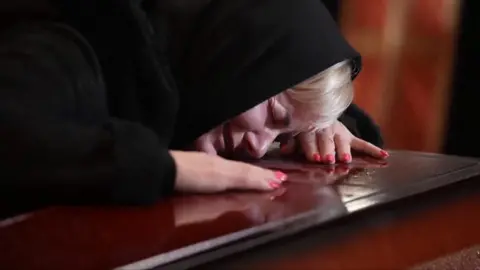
{"left": 221, "top": 124, "right": 260, "bottom": 159}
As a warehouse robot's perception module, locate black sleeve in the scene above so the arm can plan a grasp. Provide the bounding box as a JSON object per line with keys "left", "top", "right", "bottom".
{"left": 0, "top": 23, "right": 175, "bottom": 216}
{"left": 339, "top": 103, "right": 384, "bottom": 147}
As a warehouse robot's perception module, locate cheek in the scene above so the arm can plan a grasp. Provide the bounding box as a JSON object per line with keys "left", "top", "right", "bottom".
{"left": 194, "top": 126, "right": 222, "bottom": 153}
{"left": 230, "top": 103, "right": 269, "bottom": 131}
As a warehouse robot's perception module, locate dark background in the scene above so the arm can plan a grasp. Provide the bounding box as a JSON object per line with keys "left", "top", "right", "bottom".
{"left": 444, "top": 0, "right": 480, "bottom": 157}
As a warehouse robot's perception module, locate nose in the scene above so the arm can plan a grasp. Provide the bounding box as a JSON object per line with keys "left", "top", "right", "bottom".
{"left": 245, "top": 131, "right": 278, "bottom": 159}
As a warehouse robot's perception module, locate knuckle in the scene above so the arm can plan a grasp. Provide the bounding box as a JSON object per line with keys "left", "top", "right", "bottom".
{"left": 318, "top": 134, "right": 334, "bottom": 144}
{"left": 240, "top": 164, "right": 260, "bottom": 187}
{"left": 299, "top": 132, "right": 315, "bottom": 143}
{"left": 301, "top": 138, "right": 316, "bottom": 147}
{"left": 334, "top": 132, "right": 351, "bottom": 143}
{"left": 334, "top": 137, "right": 349, "bottom": 146}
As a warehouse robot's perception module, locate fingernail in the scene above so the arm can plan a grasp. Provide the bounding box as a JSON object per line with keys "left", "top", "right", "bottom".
{"left": 274, "top": 171, "right": 287, "bottom": 182}
{"left": 342, "top": 153, "right": 352, "bottom": 163}
{"left": 313, "top": 153, "right": 321, "bottom": 162}
{"left": 280, "top": 144, "right": 288, "bottom": 153}
{"left": 380, "top": 150, "right": 389, "bottom": 158}
{"left": 269, "top": 181, "right": 280, "bottom": 189}
{"left": 324, "top": 154, "right": 335, "bottom": 164}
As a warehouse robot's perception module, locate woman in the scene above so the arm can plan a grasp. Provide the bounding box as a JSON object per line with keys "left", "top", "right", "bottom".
{"left": 154, "top": 1, "right": 387, "bottom": 173}
{"left": 0, "top": 0, "right": 385, "bottom": 217}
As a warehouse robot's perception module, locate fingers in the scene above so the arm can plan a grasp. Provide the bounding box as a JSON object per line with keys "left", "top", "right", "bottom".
{"left": 296, "top": 127, "right": 340, "bottom": 164}
{"left": 351, "top": 137, "right": 389, "bottom": 159}
{"left": 298, "top": 132, "right": 320, "bottom": 162}
{"left": 316, "top": 127, "right": 336, "bottom": 164}
{"left": 334, "top": 134, "right": 352, "bottom": 163}
{"left": 173, "top": 151, "right": 290, "bottom": 194}
{"left": 230, "top": 161, "right": 288, "bottom": 192}
{"left": 275, "top": 121, "right": 389, "bottom": 166}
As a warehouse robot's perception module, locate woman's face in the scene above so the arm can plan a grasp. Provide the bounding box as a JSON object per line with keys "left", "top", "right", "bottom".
{"left": 194, "top": 92, "right": 308, "bottom": 158}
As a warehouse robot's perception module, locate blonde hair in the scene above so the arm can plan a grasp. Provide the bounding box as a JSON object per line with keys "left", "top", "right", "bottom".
{"left": 286, "top": 60, "right": 353, "bottom": 131}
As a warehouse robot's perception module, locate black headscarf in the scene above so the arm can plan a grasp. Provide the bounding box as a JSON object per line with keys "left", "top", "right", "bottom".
{"left": 168, "top": 0, "right": 362, "bottom": 148}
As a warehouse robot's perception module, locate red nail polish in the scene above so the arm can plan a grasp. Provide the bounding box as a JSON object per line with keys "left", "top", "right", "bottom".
{"left": 380, "top": 150, "right": 389, "bottom": 158}
{"left": 269, "top": 181, "right": 280, "bottom": 189}
{"left": 313, "top": 153, "right": 321, "bottom": 162}
{"left": 280, "top": 144, "right": 288, "bottom": 153}
{"left": 274, "top": 171, "right": 287, "bottom": 182}
{"left": 325, "top": 154, "right": 335, "bottom": 164}
{"left": 342, "top": 153, "right": 352, "bottom": 163}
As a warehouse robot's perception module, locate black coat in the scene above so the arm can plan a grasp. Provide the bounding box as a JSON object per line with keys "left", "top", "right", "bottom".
{"left": 145, "top": 0, "right": 382, "bottom": 148}
{"left": 0, "top": 0, "right": 382, "bottom": 218}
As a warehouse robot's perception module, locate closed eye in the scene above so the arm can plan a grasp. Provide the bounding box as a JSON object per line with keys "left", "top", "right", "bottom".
{"left": 269, "top": 99, "right": 291, "bottom": 129}
{"left": 274, "top": 114, "right": 291, "bottom": 128}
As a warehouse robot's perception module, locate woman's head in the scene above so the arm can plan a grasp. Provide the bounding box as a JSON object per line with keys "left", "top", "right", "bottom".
{"left": 169, "top": 0, "right": 361, "bottom": 150}
{"left": 194, "top": 60, "right": 353, "bottom": 158}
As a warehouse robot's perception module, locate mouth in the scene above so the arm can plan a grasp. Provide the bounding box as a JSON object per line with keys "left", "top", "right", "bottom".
{"left": 221, "top": 124, "right": 261, "bottom": 160}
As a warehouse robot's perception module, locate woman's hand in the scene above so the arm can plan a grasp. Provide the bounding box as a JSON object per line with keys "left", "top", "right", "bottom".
{"left": 281, "top": 120, "right": 388, "bottom": 164}
{"left": 170, "top": 151, "right": 287, "bottom": 193}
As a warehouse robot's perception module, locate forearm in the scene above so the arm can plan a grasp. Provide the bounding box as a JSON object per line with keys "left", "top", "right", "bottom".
{"left": 0, "top": 22, "right": 176, "bottom": 213}
{"left": 0, "top": 112, "right": 176, "bottom": 207}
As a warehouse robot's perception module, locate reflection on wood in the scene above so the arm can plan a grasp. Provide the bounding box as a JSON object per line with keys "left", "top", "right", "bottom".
{"left": 340, "top": 0, "right": 461, "bottom": 152}
{"left": 249, "top": 187, "right": 480, "bottom": 270}
{"left": 1, "top": 151, "right": 479, "bottom": 270}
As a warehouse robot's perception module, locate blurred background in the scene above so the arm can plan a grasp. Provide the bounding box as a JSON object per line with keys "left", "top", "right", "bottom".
{"left": 323, "top": 0, "right": 479, "bottom": 156}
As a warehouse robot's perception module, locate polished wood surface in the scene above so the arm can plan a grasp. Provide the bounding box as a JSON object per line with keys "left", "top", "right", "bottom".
{"left": 199, "top": 179, "right": 480, "bottom": 269}
{"left": 1, "top": 151, "right": 479, "bottom": 270}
